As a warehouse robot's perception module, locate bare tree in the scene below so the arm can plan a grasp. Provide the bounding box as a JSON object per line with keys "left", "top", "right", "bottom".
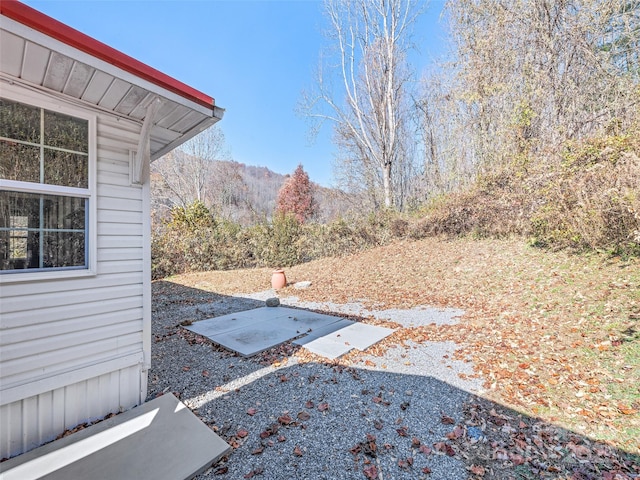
{"left": 151, "top": 125, "right": 230, "bottom": 210}
{"left": 303, "top": 0, "right": 422, "bottom": 210}
{"left": 414, "top": 0, "right": 640, "bottom": 197}
{"left": 444, "top": 0, "right": 640, "bottom": 167}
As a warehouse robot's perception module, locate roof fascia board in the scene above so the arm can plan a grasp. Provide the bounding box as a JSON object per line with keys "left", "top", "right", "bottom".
{"left": 0, "top": 1, "right": 214, "bottom": 111}
{"left": 0, "top": 14, "right": 215, "bottom": 118}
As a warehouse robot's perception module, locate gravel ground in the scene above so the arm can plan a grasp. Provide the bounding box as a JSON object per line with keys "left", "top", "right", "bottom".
{"left": 149, "top": 290, "right": 483, "bottom": 480}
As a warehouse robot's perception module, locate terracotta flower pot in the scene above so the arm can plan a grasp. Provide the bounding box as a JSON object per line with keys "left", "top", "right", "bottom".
{"left": 271, "top": 269, "right": 287, "bottom": 289}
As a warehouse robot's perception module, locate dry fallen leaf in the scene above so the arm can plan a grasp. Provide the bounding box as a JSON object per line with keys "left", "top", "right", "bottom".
{"left": 419, "top": 444, "right": 432, "bottom": 455}
{"left": 363, "top": 465, "right": 378, "bottom": 479}
{"left": 434, "top": 442, "right": 456, "bottom": 456}
{"left": 278, "top": 414, "right": 293, "bottom": 425}
{"left": 441, "top": 414, "right": 455, "bottom": 425}
{"left": 446, "top": 425, "right": 464, "bottom": 440}
{"left": 297, "top": 411, "right": 311, "bottom": 421}
{"left": 618, "top": 405, "right": 639, "bottom": 415}
{"left": 243, "top": 467, "right": 264, "bottom": 479}
{"left": 251, "top": 445, "right": 264, "bottom": 455}
{"left": 567, "top": 442, "right": 591, "bottom": 458}
{"left": 469, "top": 464, "right": 485, "bottom": 476}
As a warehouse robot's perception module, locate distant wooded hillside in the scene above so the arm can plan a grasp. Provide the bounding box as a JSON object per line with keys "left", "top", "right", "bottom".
{"left": 150, "top": 154, "right": 350, "bottom": 225}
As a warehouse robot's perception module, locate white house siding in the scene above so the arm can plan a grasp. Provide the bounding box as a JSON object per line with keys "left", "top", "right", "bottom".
{"left": 0, "top": 94, "right": 150, "bottom": 459}
{"left": 0, "top": 365, "right": 141, "bottom": 458}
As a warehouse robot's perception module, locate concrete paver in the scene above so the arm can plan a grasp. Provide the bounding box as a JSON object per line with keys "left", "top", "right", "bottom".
{"left": 0, "top": 393, "right": 230, "bottom": 480}
{"left": 185, "top": 306, "right": 395, "bottom": 359}
{"left": 335, "top": 322, "right": 396, "bottom": 351}
{"left": 212, "top": 322, "right": 302, "bottom": 357}
{"left": 293, "top": 318, "right": 355, "bottom": 341}
{"left": 298, "top": 336, "right": 354, "bottom": 358}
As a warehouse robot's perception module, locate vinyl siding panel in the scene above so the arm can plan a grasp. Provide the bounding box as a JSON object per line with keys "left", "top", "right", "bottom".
{"left": 98, "top": 209, "right": 144, "bottom": 224}
{"left": 2, "top": 332, "right": 142, "bottom": 386}
{"left": 0, "top": 308, "right": 144, "bottom": 345}
{"left": 0, "top": 102, "right": 149, "bottom": 459}
{"left": 97, "top": 184, "right": 142, "bottom": 201}
{"left": 96, "top": 196, "right": 142, "bottom": 212}
{"left": 1, "top": 282, "right": 143, "bottom": 313}
{"left": 98, "top": 247, "right": 143, "bottom": 262}
{"left": 0, "top": 366, "right": 141, "bottom": 459}
{"left": 0, "top": 296, "right": 142, "bottom": 329}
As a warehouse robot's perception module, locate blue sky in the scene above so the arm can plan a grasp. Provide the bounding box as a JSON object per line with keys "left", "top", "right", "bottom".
{"left": 23, "top": 0, "right": 449, "bottom": 187}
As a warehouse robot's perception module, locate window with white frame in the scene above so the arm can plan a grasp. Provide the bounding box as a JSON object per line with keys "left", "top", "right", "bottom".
{"left": 0, "top": 98, "right": 91, "bottom": 272}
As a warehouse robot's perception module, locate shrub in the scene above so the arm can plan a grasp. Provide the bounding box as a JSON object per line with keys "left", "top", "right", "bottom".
{"left": 151, "top": 131, "right": 639, "bottom": 280}
{"left": 410, "top": 131, "right": 640, "bottom": 256}
{"left": 530, "top": 136, "right": 640, "bottom": 253}
{"left": 151, "top": 204, "right": 403, "bottom": 279}
{"left": 263, "top": 212, "right": 304, "bottom": 268}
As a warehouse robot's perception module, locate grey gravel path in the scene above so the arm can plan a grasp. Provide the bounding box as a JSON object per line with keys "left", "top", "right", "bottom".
{"left": 149, "top": 290, "right": 482, "bottom": 480}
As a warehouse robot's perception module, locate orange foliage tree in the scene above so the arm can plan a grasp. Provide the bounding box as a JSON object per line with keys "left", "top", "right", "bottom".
{"left": 275, "top": 164, "right": 317, "bottom": 223}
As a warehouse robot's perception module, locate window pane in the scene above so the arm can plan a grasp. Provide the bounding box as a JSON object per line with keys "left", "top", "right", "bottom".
{"left": 0, "top": 229, "right": 39, "bottom": 270}
{"left": 0, "top": 99, "right": 40, "bottom": 143}
{"left": 0, "top": 191, "right": 40, "bottom": 270}
{"left": 43, "top": 195, "right": 85, "bottom": 230}
{"left": 0, "top": 140, "right": 41, "bottom": 183}
{"left": 0, "top": 191, "right": 87, "bottom": 271}
{"left": 0, "top": 191, "right": 40, "bottom": 226}
{"left": 43, "top": 231, "right": 85, "bottom": 268}
{"left": 44, "top": 148, "right": 88, "bottom": 188}
{"left": 44, "top": 110, "right": 88, "bottom": 153}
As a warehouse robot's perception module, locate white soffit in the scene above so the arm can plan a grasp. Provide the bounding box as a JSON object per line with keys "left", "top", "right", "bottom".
{"left": 0, "top": 14, "right": 224, "bottom": 160}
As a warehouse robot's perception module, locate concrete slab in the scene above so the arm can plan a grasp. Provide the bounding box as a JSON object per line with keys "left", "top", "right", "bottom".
{"left": 293, "top": 319, "right": 354, "bottom": 343}
{"left": 185, "top": 315, "right": 258, "bottom": 337}
{"left": 0, "top": 393, "right": 230, "bottom": 480}
{"left": 272, "top": 308, "right": 343, "bottom": 324}
{"left": 268, "top": 310, "right": 345, "bottom": 334}
{"left": 185, "top": 307, "right": 339, "bottom": 337}
{"left": 297, "top": 335, "right": 355, "bottom": 358}
{"left": 185, "top": 306, "right": 394, "bottom": 359}
{"left": 294, "top": 322, "right": 395, "bottom": 359}
{"left": 336, "top": 322, "right": 396, "bottom": 350}
{"left": 186, "top": 307, "right": 348, "bottom": 357}
{"left": 211, "top": 322, "right": 302, "bottom": 357}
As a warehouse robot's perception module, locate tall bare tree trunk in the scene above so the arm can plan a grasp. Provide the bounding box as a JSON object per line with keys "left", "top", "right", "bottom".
{"left": 416, "top": 0, "right": 640, "bottom": 191}
{"left": 303, "top": 0, "right": 421, "bottom": 211}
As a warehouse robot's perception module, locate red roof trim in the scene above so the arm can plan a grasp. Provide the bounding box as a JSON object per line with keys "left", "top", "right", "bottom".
{"left": 1, "top": 0, "right": 215, "bottom": 111}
